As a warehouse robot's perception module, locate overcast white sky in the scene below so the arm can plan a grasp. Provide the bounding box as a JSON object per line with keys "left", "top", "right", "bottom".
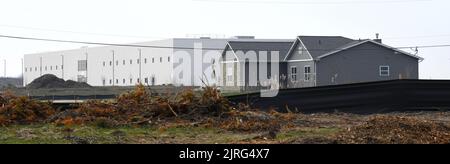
{"left": 0, "top": 0, "right": 449, "bottom": 79}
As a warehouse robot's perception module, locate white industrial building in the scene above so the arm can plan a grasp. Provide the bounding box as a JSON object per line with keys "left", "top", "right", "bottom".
{"left": 23, "top": 36, "right": 289, "bottom": 87}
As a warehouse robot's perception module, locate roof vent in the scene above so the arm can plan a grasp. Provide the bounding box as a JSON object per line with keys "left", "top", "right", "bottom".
{"left": 374, "top": 33, "right": 382, "bottom": 43}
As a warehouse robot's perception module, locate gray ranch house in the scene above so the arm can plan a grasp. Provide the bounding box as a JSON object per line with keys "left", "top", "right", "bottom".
{"left": 221, "top": 36, "right": 423, "bottom": 91}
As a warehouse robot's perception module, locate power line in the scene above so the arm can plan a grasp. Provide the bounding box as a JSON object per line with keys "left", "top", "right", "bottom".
{"left": 0, "top": 24, "right": 168, "bottom": 39}
{"left": 384, "top": 34, "right": 450, "bottom": 40}
{"left": 0, "top": 34, "right": 222, "bottom": 50}
{"left": 0, "top": 34, "right": 450, "bottom": 51}
{"left": 398, "top": 44, "right": 450, "bottom": 49}
{"left": 192, "top": 0, "right": 432, "bottom": 5}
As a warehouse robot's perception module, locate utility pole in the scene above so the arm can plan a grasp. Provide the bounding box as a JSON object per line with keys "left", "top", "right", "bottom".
{"left": 138, "top": 49, "right": 142, "bottom": 84}
{"left": 21, "top": 58, "right": 24, "bottom": 86}
{"left": 21, "top": 58, "right": 25, "bottom": 86}
{"left": 112, "top": 50, "right": 115, "bottom": 86}
{"left": 61, "top": 55, "right": 64, "bottom": 79}
{"left": 21, "top": 58, "right": 23, "bottom": 77}
{"left": 85, "top": 51, "right": 88, "bottom": 83}
{"left": 3, "top": 59, "right": 6, "bottom": 77}
{"left": 39, "top": 57, "right": 42, "bottom": 76}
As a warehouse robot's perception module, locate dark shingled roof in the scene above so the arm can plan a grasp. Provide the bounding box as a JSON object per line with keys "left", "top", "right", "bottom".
{"left": 298, "top": 36, "right": 357, "bottom": 59}
{"left": 227, "top": 41, "right": 294, "bottom": 60}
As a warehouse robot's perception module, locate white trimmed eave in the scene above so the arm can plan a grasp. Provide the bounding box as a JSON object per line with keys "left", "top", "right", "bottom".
{"left": 283, "top": 37, "right": 300, "bottom": 61}
{"left": 283, "top": 37, "right": 314, "bottom": 61}
{"left": 221, "top": 43, "right": 240, "bottom": 63}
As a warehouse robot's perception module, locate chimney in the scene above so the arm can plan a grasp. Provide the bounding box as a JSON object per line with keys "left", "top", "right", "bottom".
{"left": 374, "top": 33, "right": 382, "bottom": 43}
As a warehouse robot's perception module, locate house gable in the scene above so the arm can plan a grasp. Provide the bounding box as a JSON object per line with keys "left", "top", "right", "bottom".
{"left": 285, "top": 37, "right": 314, "bottom": 61}
{"left": 221, "top": 43, "right": 240, "bottom": 62}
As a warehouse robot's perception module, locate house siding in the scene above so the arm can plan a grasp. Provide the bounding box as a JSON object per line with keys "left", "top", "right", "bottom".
{"left": 222, "top": 50, "right": 288, "bottom": 91}
{"left": 287, "top": 61, "right": 316, "bottom": 88}
{"left": 316, "top": 42, "right": 419, "bottom": 86}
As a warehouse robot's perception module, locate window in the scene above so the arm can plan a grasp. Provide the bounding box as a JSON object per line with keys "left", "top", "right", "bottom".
{"left": 78, "top": 60, "right": 87, "bottom": 71}
{"left": 61, "top": 65, "right": 64, "bottom": 70}
{"left": 298, "top": 46, "right": 306, "bottom": 56}
{"left": 291, "top": 66, "right": 298, "bottom": 82}
{"left": 168, "top": 57, "right": 171, "bottom": 62}
{"left": 102, "top": 79, "right": 106, "bottom": 86}
{"left": 45, "top": 66, "right": 47, "bottom": 71}
{"left": 109, "top": 79, "right": 112, "bottom": 84}
{"left": 160, "top": 57, "right": 163, "bottom": 63}
{"left": 130, "top": 60, "right": 133, "bottom": 65}
{"left": 227, "top": 67, "right": 233, "bottom": 81}
{"left": 50, "top": 66, "right": 53, "bottom": 70}
{"left": 116, "top": 60, "right": 119, "bottom": 66}
{"left": 110, "top": 61, "right": 112, "bottom": 66}
{"left": 35, "top": 67, "right": 37, "bottom": 71}
{"left": 145, "top": 78, "right": 149, "bottom": 84}
{"left": 152, "top": 58, "right": 155, "bottom": 63}
{"left": 380, "top": 66, "right": 390, "bottom": 77}
{"left": 56, "top": 66, "right": 58, "bottom": 70}
{"left": 103, "top": 61, "right": 106, "bottom": 67}
{"left": 151, "top": 77, "right": 155, "bottom": 86}
{"left": 304, "top": 66, "right": 312, "bottom": 81}
{"left": 137, "top": 59, "right": 140, "bottom": 64}
{"left": 144, "top": 58, "right": 147, "bottom": 64}
{"left": 123, "top": 79, "right": 125, "bottom": 84}
{"left": 137, "top": 78, "right": 140, "bottom": 83}
{"left": 130, "top": 78, "right": 133, "bottom": 84}
{"left": 123, "top": 60, "right": 126, "bottom": 65}
{"left": 116, "top": 79, "right": 119, "bottom": 84}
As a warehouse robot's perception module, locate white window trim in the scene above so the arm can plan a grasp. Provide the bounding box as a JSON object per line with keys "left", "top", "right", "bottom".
{"left": 304, "top": 65, "right": 312, "bottom": 82}
{"left": 380, "top": 65, "right": 390, "bottom": 77}
{"left": 291, "top": 66, "right": 298, "bottom": 82}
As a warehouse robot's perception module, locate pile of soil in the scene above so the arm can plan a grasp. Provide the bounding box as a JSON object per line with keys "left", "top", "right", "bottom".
{"left": 337, "top": 116, "right": 450, "bottom": 144}
{"left": 27, "top": 74, "right": 91, "bottom": 89}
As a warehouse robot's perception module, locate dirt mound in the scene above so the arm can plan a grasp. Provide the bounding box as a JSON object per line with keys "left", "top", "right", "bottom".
{"left": 337, "top": 116, "right": 450, "bottom": 144}
{"left": 27, "top": 74, "right": 91, "bottom": 89}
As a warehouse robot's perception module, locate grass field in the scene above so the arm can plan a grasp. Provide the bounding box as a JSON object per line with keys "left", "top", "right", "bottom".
{"left": 1, "top": 111, "right": 449, "bottom": 144}
{"left": 0, "top": 124, "right": 339, "bottom": 144}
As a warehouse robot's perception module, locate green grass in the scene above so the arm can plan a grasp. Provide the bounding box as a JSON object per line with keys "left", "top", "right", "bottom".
{"left": 276, "top": 128, "right": 340, "bottom": 141}
{"left": 0, "top": 125, "right": 340, "bottom": 144}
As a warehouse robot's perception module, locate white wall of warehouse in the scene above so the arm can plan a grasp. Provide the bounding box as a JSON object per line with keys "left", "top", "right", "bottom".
{"left": 24, "top": 39, "right": 175, "bottom": 87}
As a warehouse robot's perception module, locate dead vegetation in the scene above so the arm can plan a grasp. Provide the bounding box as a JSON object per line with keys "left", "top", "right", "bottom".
{"left": 336, "top": 116, "right": 450, "bottom": 144}
{"left": 49, "top": 84, "right": 288, "bottom": 133}
{"left": 50, "top": 84, "right": 242, "bottom": 128}
{"left": 0, "top": 91, "right": 56, "bottom": 126}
